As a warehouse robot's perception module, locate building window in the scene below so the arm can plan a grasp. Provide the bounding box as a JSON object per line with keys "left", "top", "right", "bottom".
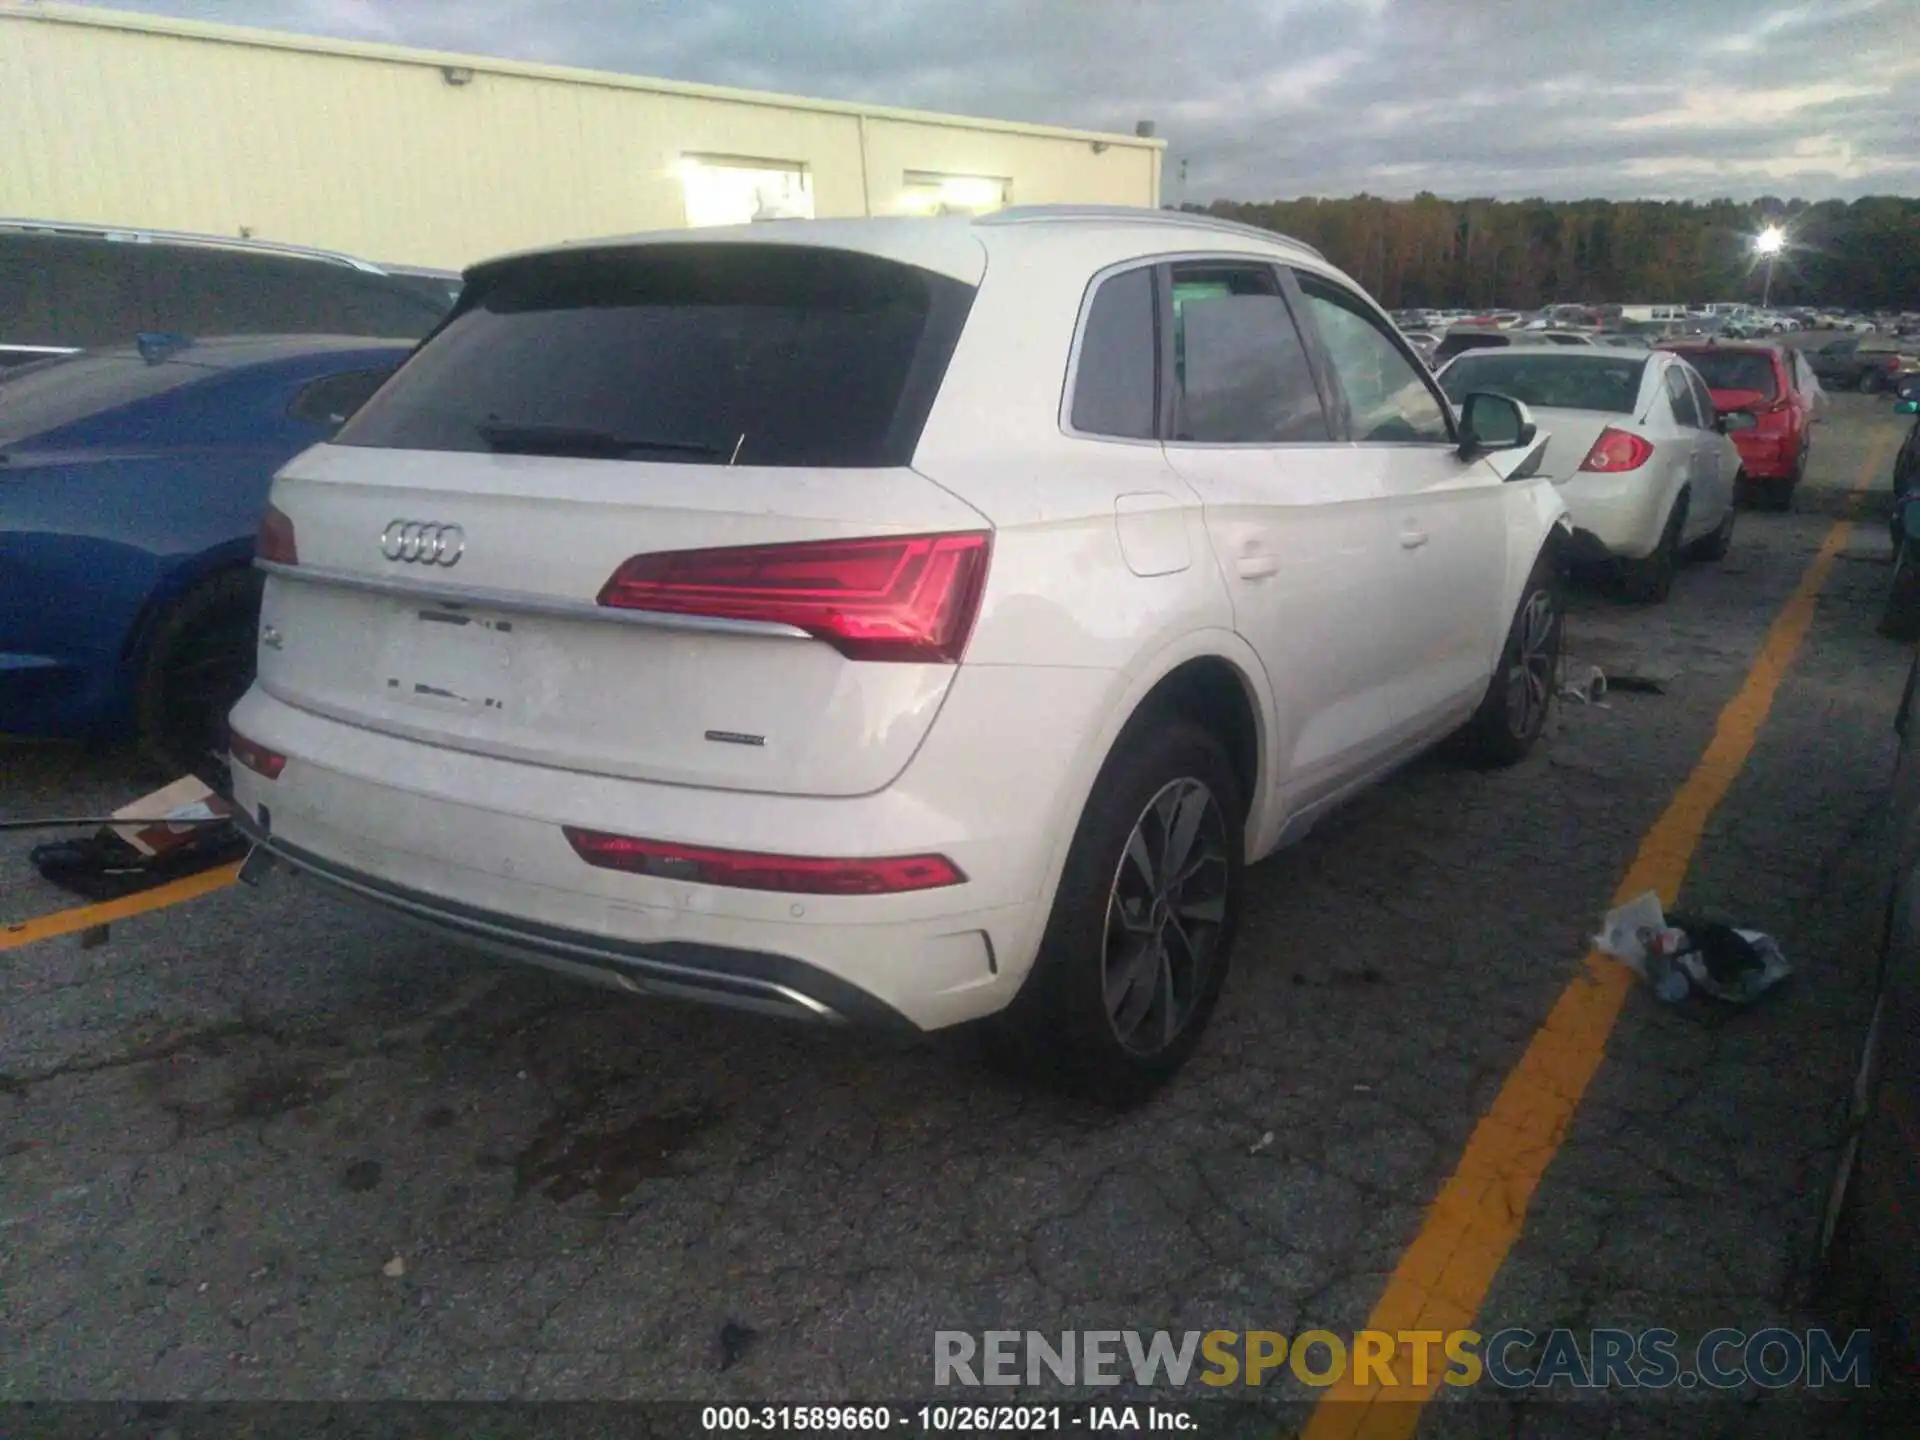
{"left": 675, "top": 156, "right": 815, "bottom": 228}
{"left": 900, "top": 171, "right": 1011, "bottom": 216}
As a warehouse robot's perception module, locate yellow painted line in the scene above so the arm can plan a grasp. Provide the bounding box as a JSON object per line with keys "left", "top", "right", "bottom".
{"left": 1303, "top": 435, "right": 1896, "bottom": 1439}
{"left": 0, "top": 861, "right": 243, "bottom": 952}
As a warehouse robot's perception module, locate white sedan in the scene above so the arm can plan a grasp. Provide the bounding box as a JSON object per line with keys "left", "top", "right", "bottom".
{"left": 1435, "top": 346, "right": 1753, "bottom": 601}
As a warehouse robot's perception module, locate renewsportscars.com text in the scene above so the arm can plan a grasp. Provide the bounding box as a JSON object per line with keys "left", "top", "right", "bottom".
{"left": 933, "top": 1328, "right": 1874, "bottom": 1390}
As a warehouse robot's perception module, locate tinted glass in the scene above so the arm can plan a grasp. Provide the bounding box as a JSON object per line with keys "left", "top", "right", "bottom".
{"left": 1294, "top": 273, "right": 1452, "bottom": 443}
{"left": 1070, "top": 267, "right": 1156, "bottom": 439}
{"left": 337, "top": 245, "right": 975, "bottom": 468}
{"left": 1668, "top": 349, "right": 1778, "bottom": 399}
{"left": 0, "top": 352, "right": 207, "bottom": 446}
{"left": 287, "top": 367, "right": 398, "bottom": 427}
{"left": 1687, "top": 369, "right": 1718, "bottom": 423}
{"left": 1545, "top": 333, "right": 1590, "bottom": 346}
{"left": 1663, "top": 366, "right": 1702, "bottom": 427}
{"left": 1433, "top": 331, "right": 1510, "bottom": 361}
{"left": 1437, "top": 354, "right": 1646, "bottom": 414}
{"left": 1168, "top": 265, "right": 1327, "bottom": 444}
{"left": 0, "top": 232, "right": 451, "bottom": 349}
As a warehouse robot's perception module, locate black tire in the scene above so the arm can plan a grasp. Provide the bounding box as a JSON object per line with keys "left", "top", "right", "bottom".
{"left": 1688, "top": 490, "right": 1738, "bottom": 561}
{"left": 1763, "top": 475, "right": 1797, "bottom": 512}
{"left": 132, "top": 568, "right": 264, "bottom": 788}
{"left": 1861, "top": 371, "right": 1883, "bottom": 395}
{"left": 983, "top": 718, "right": 1244, "bottom": 1105}
{"left": 1455, "top": 547, "right": 1563, "bottom": 768}
{"left": 1881, "top": 542, "right": 1920, "bottom": 641}
{"left": 1620, "top": 494, "right": 1687, "bottom": 602}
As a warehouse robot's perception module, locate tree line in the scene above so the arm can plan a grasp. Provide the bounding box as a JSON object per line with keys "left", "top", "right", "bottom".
{"left": 1182, "top": 194, "right": 1920, "bottom": 310}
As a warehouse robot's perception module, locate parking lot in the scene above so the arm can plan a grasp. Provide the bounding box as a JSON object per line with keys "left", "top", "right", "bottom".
{"left": 1, "top": 392, "right": 1913, "bottom": 1433}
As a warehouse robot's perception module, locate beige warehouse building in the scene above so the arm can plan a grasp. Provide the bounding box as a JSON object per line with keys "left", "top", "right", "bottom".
{"left": 0, "top": 2, "right": 1165, "bottom": 272}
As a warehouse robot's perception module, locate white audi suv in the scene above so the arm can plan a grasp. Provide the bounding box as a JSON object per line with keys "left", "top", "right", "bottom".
{"left": 227, "top": 206, "right": 1569, "bottom": 1099}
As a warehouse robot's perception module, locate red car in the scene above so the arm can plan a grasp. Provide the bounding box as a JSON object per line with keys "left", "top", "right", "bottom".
{"left": 1657, "top": 340, "right": 1814, "bottom": 510}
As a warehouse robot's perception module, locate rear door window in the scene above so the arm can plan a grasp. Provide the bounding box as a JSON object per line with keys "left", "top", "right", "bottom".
{"left": 1663, "top": 365, "right": 1703, "bottom": 428}
{"left": 335, "top": 244, "right": 976, "bottom": 468}
{"left": 1167, "top": 263, "right": 1328, "bottom": 444}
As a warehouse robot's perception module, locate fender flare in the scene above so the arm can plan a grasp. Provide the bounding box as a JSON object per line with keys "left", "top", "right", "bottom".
{"left": 1026, "top": 628, "right": 1286, "bottom": 938}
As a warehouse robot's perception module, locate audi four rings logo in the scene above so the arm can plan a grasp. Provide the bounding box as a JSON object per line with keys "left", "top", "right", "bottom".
{"left": 380, "top": 520, "right": 465, "bottom": 566}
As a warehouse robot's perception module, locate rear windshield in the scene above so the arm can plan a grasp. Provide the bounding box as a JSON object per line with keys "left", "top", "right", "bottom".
{"left": 335, "top": 245, "right": 977, "bottom": 468}
{"left": 1437, "top": 353, "right": 1647, "bottom": 413}
{"left": 0, "top": 232, "right": 453, "bottom": 349}
{"left": 0, "top": 352, "right": 208, "bottom": 446}
{"left": 1432, "top": 332, "right": 1509, "bottom": 361}
{"left": 1669, "top": 349, "right": 1778, "bottom": 399}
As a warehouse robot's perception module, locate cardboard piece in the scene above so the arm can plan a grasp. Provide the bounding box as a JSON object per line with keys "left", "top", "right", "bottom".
{"left": 109, "top": 775, "right": 235, "bottom": 858}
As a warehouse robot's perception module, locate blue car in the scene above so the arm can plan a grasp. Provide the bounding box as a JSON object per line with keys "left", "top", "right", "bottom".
{"left": 1, "top": 333, "right": 412, "bottom": 778}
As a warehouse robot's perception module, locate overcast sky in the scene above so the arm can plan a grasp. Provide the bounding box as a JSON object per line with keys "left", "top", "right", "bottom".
{"left": 69, "top": 0, "right": 1920, "bottom": 202}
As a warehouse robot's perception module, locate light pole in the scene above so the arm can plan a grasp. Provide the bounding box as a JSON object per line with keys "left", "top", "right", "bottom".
{"left": 1755, "top": 225, "right": 1785, "bottom": 308}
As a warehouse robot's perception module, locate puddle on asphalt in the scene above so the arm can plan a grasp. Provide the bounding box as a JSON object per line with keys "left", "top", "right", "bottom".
{"left": 512, "top": 1102, "right": 717, "bottom": 1207}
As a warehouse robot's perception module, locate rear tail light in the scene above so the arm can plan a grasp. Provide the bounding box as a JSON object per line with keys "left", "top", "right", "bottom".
{"left": 1577, "top": 428, "right": 1655, "bottom": 473}
{"left": 229, "top": 728, "right": 287, "bottom": 780}
{"left": 598, "top": 532, "right": 992, "bottom": 663}
{"left": 563, "top": 827, "right": 966, "bottom": 896}
{"left": 256, "top": 504, "right": 298, "bottom": 566}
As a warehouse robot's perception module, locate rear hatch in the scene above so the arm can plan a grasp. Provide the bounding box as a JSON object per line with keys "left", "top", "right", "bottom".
{"left": 254, "top": 238, "right": 991, "bottom": 798}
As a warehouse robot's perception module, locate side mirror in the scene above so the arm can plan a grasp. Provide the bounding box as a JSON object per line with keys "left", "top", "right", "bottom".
{"left": 1718, "top": 410, "right": 1759, "bottom": 433}
{"left": 1456, "top": 391, "right": 1537, "bottom": 458}
{"left": 1897, "top": 399, "right": 1920, "bottom": 416}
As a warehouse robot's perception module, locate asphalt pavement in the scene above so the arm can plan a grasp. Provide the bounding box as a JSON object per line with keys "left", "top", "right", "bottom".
{"left": 2, "top": 394, "right": 1916, "bottom": 1438}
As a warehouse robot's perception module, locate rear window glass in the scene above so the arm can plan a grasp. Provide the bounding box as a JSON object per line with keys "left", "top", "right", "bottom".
{"left": 1437, "top": 353, "right": 1646, "bottom": 413}
{"left": 1668, "top": 349, "right": 1778, "bottom": 399}
{"left": 336, "top": 245, "right": 976, "bottom": 468}
{"left": 0, "top": 352, "right": 209, "bottom": 445}
{"left": 1432, "top": 332, "right": 1508, "bottom": 362}
{"left": 0, "top": 233, "right": 452, "bottom": 349}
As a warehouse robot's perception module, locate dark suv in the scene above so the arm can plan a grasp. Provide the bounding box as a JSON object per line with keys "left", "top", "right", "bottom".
{"left": 0, "top": 220, "right": 454, "bottom": 370}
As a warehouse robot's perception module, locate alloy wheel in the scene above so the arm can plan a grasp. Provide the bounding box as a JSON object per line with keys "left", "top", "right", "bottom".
{"left": 1504, "top": 586, "right": 1558, "bottom": 738}
{"left": 1101, "top": 778, "right": 1231, "bottom": 1057}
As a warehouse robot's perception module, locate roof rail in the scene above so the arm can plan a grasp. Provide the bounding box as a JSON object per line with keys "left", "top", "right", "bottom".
{"left": 0, "top": 218, "right": 390, "bottom": 273}
{"left": 977, "top": 204, "right": 1326, "bottom": 261}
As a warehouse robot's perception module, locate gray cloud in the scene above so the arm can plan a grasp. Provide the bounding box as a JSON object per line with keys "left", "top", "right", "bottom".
{"left": 59, "top": 0, "right": 1920, "bottom": 200}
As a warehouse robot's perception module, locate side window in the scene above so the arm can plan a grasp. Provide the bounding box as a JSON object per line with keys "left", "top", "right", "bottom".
{"left": 1291, "top": 271, "right": 1452, "bottom": 444}
{"left": 1663, "top": 365, "right": 1702, "bottom": 428}
{"left": 287, "top": 367, "right": 397, "bottom": 427}
{"left": 1687, "top": 370, "right": 1717, "bottom": 426}
{"left": 1069, "top": 267, "right": 1156, "bottom": 440}
{"left": 1168, "top": 263, "right": 1328, "bottom": 444}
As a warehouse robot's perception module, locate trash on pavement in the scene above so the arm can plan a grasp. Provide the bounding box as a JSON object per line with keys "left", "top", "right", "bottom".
{"left": 28, "top": 775, "right": 246, "bottom": 902}
{"left": 1560, "top": 663, "right": 1609, "bottom": 706}
{"left": 1593, "top": 891, "right": 1792, "bottom": 1005}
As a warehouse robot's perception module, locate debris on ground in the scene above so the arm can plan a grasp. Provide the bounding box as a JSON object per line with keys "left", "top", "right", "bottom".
{"left": 381, "top": 1255, "right": 407, "bottom": 1279}
{"left": 1559, "top": 663, "right": 1609, "bottom": 706}
{"left": 718, "top": 1319, "right": 758, "bottom": 1370}
{"left": 1248, "top": 1131, "right": 1274, "bottom": 1156}
{"left": 1594, "top": 891, "right": 1792, "bottom": 1005}
{"left": 28, "top": 775, "right": 245, "bottom": 901}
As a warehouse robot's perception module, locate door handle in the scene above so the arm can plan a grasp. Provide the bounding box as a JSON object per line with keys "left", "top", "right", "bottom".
{"left": 1399, "top": 526, "right": 1429, "bottom": 550}
{"left": 1236, "top": 554, "right": 1279, "bottom": 580}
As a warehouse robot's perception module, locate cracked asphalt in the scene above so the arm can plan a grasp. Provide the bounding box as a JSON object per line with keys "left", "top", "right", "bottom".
{"left": 2, "top": 395, "right": 1915, "bottom": 1437}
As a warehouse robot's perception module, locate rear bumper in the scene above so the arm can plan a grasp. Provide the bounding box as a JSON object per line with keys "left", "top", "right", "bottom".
{"left": 1552, "top": 473, "right": 1671, "bottom": 560}
{"left": 226, "top": 669, "right": 1110, "bottom": 1032}
{"left": 1733, "top": 432, "right": 1801, "bottom": 480}
{"left": 234, "top": 812, "right": 916, "bottom": 1029}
